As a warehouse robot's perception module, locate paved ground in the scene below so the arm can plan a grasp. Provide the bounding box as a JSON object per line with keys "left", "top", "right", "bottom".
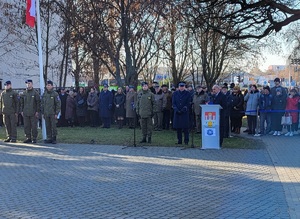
{"left": 0, "top": 133, "right": 299, "bottom": 218}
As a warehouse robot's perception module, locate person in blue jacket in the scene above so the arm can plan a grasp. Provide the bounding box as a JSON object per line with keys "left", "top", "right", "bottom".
{"left": 99, "top": 84, "right": 113, "bottom": 128}
{"left": 172, "top": 81, "right": 192, "bottom": 145}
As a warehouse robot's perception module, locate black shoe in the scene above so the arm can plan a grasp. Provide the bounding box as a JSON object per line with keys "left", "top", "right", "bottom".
{"left": 32, "top": 139, "right": 37, "bottom": 144}
{"left": 10, "top": 139, "right": 16, "bottom": 143}
{"left": 243, "top": 129, "right": 249, "bottom": 133}
{"left": 4, "top": 138, "right": 11, "bottom": 142}
{"left": 176, "top": 142, "right": 182, "bottom": 145}
{"left": 52, "top": 137, "right": 57, "bottom": 144}
{"left": 44, "top": 139, "right": 52, "bottom": 144}
{"left": 23, "top": 138, "right": 32, "bottom": 143}
{"left": 140, "top": 137, "right": 146, "bottom": 143}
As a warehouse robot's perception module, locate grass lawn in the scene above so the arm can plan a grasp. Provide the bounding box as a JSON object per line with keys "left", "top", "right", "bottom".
{"left": 0, "top": 125, "right": 264, "bottom": 149}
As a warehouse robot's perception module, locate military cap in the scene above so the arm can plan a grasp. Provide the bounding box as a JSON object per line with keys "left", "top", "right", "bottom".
{"left": 178, "top": 81, "right": 186, "bottom": 87}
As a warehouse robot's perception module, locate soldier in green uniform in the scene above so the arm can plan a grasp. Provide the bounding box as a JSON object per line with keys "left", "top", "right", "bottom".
{"left": 136, "top": 82, "right": 155, "bottom": 143}
{"left": 0, "top": 81, "right": 19, "bottom": 143}
{"left": 20, "top": 80, "right": 41, "bottom": 143}
{"left": 41, "top": 80, "right": 61, "bottom": 144}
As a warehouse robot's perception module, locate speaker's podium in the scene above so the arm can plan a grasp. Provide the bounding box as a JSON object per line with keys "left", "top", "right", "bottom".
{"left": 200, "top": 104, "right": 222, "bottom": 149}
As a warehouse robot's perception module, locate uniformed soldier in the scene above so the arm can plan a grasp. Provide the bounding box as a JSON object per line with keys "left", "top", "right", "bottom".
{"left": 20, "top": 79, "right": 41, "bottom": 143}
{"left": 136, "top": 82, "right": 155, "bottom": 143}
{"left": 41, "top": 80, "right": 61, "bottom": 144}
{"left": 0, "top": 81, "right": 19, "bottom": 143}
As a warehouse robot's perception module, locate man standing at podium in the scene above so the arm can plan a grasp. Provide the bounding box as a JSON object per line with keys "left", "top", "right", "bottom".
{"left": 211, "top": 85, "right": 227, "bottom": 147}
{"left": 172, "top": 81, "right": 192, "bottom": 145}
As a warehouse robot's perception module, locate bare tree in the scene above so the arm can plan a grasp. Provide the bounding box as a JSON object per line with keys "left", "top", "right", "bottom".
{"left": 187, "top": 0, "right": 300, "bottom": 40}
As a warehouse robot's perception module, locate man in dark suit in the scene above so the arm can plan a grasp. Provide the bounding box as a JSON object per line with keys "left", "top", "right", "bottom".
{"left": 211, "top": 85, "right": 227, "bottom": 147}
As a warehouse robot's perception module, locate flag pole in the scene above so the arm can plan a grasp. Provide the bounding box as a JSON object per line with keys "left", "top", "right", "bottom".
{"left": 36, "top": 0, "right": 46, "bottom": 140}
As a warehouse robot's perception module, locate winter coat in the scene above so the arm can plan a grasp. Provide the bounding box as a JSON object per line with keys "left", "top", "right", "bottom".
{"left": 285, "top": 95, "right": 300, "bottom": 123}
{"left": 162, "top": 90, "right": 172, "bottom": 111}
{"left": 20, "top": 88, "right": 40, "bottom": 116}
{"left": 272, "top": 94, "right": 286, "bottom": 111}
{"left": 271, "top": 85, "right": 287, "bottom": 99}
{"left": 136, "top": 89, "right": 155, "bottom": 118}
{"left": 75, "top": 93, "right": 87, "bottom": 117}
{"left": 59, "top": 93, "right": 67, "bottom": 115}
{"left": 193, "top": 91, "right": 209, "bottom": 115}
{"left": 230, "top": 93, "right": 244, "bottom": 118}
{"left": 154, "top": 89, "right": 164, "bottom": 113}
{"left": 126, "top": 91, "right": 137, "bottom": 118}
{"left": 65, "top": 95, "right": 76, "bottom": 120}
{"left": 114, "top": 93, "right": 126, "bottom": 117}
{"left": 87, "top": 92, "right": 99, "bottom": 112}
{"left": 0, "top": 88, "right": 19, "bottom": 115}
{"left": 172, "top": 90, "right": 191, "bottom": 129}
{"left": 244, "top": 90, "right": 260, "bottom": 116}
{"left": 99, "top": 90, "right": 113, "bottom": 118}
{"left": 259, "top": 93, "right": 272, "bottom": 112}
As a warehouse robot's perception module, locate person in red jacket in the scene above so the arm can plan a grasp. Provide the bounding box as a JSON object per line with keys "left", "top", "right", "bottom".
{"left": 285, "top": 88, "right": 300, "bottom": 136}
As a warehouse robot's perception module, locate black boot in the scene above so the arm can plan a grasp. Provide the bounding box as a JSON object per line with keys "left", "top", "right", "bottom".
{"left": 44, "top": 139, "right": 52, "bottom": 144}
{"left": 148, "top": 137, "right": 151, "bottom": 143}
{"left": 140, "top": 136, "right": 146, "bottom": 143}
{"left": 23, "top": 138, "right": 32, "bottom": 143}
{"left": 52, "top": 136, "right": 57, "bottom": 144}
{"left": 4, "top": 138, "right": 11, "bottom": 142}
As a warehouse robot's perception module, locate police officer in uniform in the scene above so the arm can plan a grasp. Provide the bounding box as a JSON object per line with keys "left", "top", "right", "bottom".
{"left": 41, "top": 80, "right": 61, "bottom": 144}
{"left": 0, "top": 81, "right": 19, "bottom": 142}
{"left": 20, "top": 79, "right": 41, "bottom": 143}
{"left": 136, "top": 82, "right": 155, "bottom": 143}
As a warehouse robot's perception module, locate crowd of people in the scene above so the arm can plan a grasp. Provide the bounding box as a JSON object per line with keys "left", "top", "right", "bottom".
{"left": 1, "top": 77, "right": 300, "bottom": 146}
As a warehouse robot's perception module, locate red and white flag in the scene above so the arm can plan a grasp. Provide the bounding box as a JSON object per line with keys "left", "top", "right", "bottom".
{"left": 26, "top": 0, "right": 36, "bottom": 28}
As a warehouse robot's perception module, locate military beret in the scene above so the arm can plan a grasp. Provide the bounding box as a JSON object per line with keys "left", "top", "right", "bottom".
{"left": 47, "top": 80, "right": 53, "bottom": 85}
{"left": 25, "top": 79, "right": 33, "bottom": 83}
{"left": 4, "top": 81, "right": 11, "bottom": 86}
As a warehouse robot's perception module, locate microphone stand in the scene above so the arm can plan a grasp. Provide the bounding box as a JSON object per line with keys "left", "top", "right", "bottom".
{"left": 122, "top": 103, "right": 147, "bottom": 149}
{"left": 181, "top": 103, "right": 197, "bottom": 150}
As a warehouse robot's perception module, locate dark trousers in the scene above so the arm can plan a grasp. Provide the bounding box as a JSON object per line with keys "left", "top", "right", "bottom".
{"left": 140, "top": 117, "right": 153, "bottom": 137}
{"left": 259, "top": 112, "right": 271, "bottom": 134}
{"left": 287, "top": 123, "right": 298, "bottom": 132}
{"left": 78, "top": 116, "right": 85, "bottom": 127}
{"left": 247, "top": 115, "right": 257, "bottom": 134}
{"left": 176, "top": 128, "right": 189, "bottom": 144}
{"left": 3, "top": 114, "right": 17, "bottom": 140}
{"left": 102, "top": 117, "right": 111, "bottom": 128}
{"left": 23, "top": 115, "right": 38, "bottom": 139}
{"left": 224, "top": 116, "right": 230, "bottom": 137}
{"left": 44, "top": 114, "right": 57, "bottom": 139}
{"left": 89, "top": 110, "right": 98, "bottom": 127}
{"left": 162, "top": 109, "right": 171, "bottom": 129}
